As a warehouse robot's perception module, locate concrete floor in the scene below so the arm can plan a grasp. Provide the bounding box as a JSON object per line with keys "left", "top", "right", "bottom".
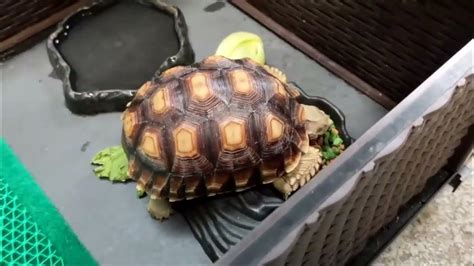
{"left": 374, "top": 154, "right": 474, "bottom": 265}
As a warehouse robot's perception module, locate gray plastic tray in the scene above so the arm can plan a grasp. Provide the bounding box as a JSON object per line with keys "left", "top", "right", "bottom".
{"left": 1, "top": 0, "right": 387, "bottom": 264}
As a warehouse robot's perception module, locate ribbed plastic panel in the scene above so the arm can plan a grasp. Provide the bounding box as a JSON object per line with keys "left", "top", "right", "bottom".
{"left": 0, "top": 0, "right": 78, "bottom": 41}
{"left": 284, "top": 75, "right": 474, "bottom": 265}
{"left": 239, "top": 0, "right": 474, "bottom": 104}
{"left": 181, "top": 188, "right": 283, "bottom": 260}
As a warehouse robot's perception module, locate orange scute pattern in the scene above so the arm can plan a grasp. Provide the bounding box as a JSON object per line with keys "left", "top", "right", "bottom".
{"left": 266, "top": 114, "right": 285, "bottom": 142}
{"left": 121, "top": 56, "right": 304, "bottom": 201}
{"left": 220, "top": 118, "right": 247, "bottom": 151}
{"left": 135, "top": 81, "right": 152, "bottom": 98}
{"left": 151, "top": 88, "right": 171, "bottom": 114}
{"left": 122, "top": 108, "right": 139, "bottom": 140}
{"left": 173, "top": 123, "right": 199, "bottom": 158}
{"left": 189, "top": 73, "right": 212, "bottom": 101}
{"left": 140, "top": 129, "right": 162, "bottom": 159}
{"left": 229, "top": 69, "right": 254, "bottom": 95}
{"left": 161, "top": 66, "right": 185, "bottom": 78}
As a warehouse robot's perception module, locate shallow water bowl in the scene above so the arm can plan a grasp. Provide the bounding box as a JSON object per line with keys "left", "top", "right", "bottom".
{"left": 47, "top": 0, "right": 194, "bottom": 115}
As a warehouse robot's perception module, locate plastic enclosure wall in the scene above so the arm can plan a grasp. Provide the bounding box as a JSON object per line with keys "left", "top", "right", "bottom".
{"left": 218, "top": 41, "right": 474, "bottom": 266}
{"left": 231, "top": 0, "right": 474, "bottom": 109}
{"left": 0, "top": 0, "right": 92, "bottom": 59}
{"left": 0, "top": 0, "right": 77, "bottom": 41}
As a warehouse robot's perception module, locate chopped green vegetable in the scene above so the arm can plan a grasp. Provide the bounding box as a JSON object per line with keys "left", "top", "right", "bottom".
{"left": 333, "top": 137, "right": 343, "bottom": 146}
{"left": 91, "top": 146, "right": 130, "bottom": 182}
{"left": 320, "top": 122, "right": 345, "bottom": 163}
{"left": 323, "top": 147, "right": 337, "bottom": 160}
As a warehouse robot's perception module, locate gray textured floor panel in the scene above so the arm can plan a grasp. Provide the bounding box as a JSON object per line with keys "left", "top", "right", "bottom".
{"left": 1, "top": 0, "right": 387, "bottom": 264}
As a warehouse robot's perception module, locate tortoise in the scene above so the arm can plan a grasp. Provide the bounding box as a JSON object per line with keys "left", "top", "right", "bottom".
{"left": 121, "top": 55, "right": 331, "bottom": 220}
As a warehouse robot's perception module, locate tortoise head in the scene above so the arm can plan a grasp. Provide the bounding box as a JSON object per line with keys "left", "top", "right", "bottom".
{"left": 301, "top": 104, "right": 331, "bottom": 141}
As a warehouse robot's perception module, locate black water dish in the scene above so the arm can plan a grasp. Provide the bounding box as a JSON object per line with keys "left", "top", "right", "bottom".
{"left": 47, "top": 0, "right": 195, "bottom": 115}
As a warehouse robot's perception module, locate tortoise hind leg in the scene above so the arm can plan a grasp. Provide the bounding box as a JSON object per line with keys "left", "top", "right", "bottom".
{"left": 263, "top": 65, "right": 301, "bottom": 98}
{"left": 147, "top": 196, "right": 174, "bottom": 221}
{"left": 263, "top": 65, "right": 287, "bottom": 83}
{"left": 273, "top": 146, "right": 323, "bottom": 199}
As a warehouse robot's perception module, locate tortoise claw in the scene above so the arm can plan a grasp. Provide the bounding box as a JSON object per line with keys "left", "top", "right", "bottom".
{"left": 136, "top": 184, "right": 146, "bottom": 198}
{"left": 147, "top": 196, "right": 174, "bottom": 222}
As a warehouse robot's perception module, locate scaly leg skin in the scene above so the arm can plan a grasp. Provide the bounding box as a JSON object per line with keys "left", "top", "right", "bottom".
{"left": 263, "top": 65, "right": 302, "bottom": 98}
{"left": 147, "top": 195, "right": 174, "bottom": 221}
{"left": 273, "top": 146, "right": 323, "bottom": 199}
{"left": 263, "top": 65, "right": 287, "bottom": 83}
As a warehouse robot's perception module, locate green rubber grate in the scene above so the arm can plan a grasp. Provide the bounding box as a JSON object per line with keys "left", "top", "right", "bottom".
{"left": 1, "top": 178, "right": 63, "bottom": 265}
{"left": 0, "top": 138, "right": 97, "bottom": 265}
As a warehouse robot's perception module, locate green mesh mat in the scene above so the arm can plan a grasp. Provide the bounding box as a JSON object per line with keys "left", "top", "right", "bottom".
{"left": 0, "top": 138, "right": 97, "bottom": 265}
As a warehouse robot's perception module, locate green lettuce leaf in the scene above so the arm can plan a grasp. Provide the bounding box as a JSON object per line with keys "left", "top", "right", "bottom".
{"left": 91, "top": 146, "right": 130, "bottom": 182}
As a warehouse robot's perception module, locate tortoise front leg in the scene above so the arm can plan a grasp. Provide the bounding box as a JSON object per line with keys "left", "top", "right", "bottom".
{"left": 147, "top": 195, "right": 174, "bottom": 221}
{"left": 273, "top": 146, "right": 323, "bottom": 199}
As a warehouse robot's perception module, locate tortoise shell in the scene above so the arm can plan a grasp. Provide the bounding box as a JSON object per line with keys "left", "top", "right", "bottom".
{"left": 121, "top": 56, "right": 309, "bottom": 201}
